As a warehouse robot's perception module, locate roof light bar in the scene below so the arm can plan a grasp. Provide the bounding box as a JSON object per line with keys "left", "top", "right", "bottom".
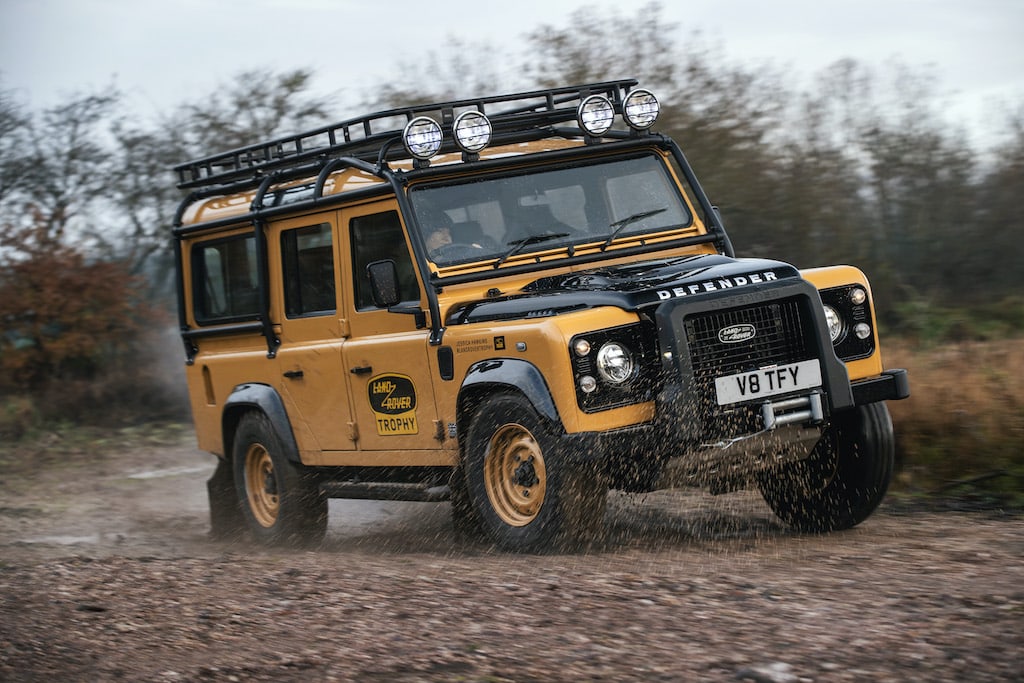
{"left": 623, "top": 88, "right": 660, "bottom": 130}
{"left": 577, "top": 95, "right": 615, "bottom": 136}
{"left": 453, "top": 111, "right": 492, "bottom": 154}
{"left": 403, "top": 116, "right": 443, "bottom": 160}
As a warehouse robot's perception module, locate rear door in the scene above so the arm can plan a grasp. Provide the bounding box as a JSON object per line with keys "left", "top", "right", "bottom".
{"left": 270, "top": 215, "right": 356, "bottom": 455}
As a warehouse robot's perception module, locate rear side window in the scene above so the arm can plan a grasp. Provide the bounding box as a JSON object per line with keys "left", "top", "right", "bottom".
{"left": 281, "top": 223, "right": 336, "bottom": 317}
{"left": 192, "top": 234, "right": 259, "bottom": 324}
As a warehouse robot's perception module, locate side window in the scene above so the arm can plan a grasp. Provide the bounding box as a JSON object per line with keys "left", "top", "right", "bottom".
{"left": 192, "top": 233, "right": 259, "bottom": 324}
{"left": 350, "top": 210, "right": 420, "bottom": 310}
{"left": 281, "top": 223, "right": 335, "bottom": 317}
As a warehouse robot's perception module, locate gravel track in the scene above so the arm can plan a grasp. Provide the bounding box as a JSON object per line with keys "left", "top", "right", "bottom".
{"left": 1, "top": 433, "right": 1021, "bottom": 681}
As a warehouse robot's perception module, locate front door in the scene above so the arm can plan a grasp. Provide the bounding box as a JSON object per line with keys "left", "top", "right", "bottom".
{"left": 339, "top": 203, "right": 443, "bottom": 454}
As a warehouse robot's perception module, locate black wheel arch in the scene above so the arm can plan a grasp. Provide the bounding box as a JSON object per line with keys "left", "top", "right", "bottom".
{"left": 222, "top": 383, "right": 302, "bottom": 464}
{"left": 457, "top": 358, "right": 562, "bottom": 437}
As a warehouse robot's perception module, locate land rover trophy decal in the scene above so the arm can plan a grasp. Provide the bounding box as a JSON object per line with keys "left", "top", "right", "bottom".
{"left": 718, "top": 323, "right": 757, "bottom": 344}
{"left": 368, "top": 374, "right": 418, "bottom": 435}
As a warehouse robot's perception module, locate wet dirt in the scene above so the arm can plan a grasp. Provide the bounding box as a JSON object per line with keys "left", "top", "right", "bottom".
{"left": 1, "top": 427, "right": 1022, "bottom": 681}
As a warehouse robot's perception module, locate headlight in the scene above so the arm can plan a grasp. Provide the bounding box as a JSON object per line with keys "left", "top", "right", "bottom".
{"left": 403, "top": 116, "right": 443, "bottom": 160}
{"left": 577, "top": 95, "right": 615, "bottom": 136}
{"left": 823, "top": 304, "right": 844, "bottom": 343}
{"left": 453, "top": 111, "right": 491, "bottom": 154}
{"left": 820, "top": 284, "right": 875, "bottom": 361}
{"left": 596, "top": 342, "right": 635, "bottom": 384}
{"left": 623, "top": 88, "right": 660, "bottom": 129}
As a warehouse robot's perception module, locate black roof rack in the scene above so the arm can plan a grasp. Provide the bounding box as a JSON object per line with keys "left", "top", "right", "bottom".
{"left": 173, "top": 79, "right": 640, "bottom": 191}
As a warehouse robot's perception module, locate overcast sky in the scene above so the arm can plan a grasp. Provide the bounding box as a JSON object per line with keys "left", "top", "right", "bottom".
{"left": 2, "top": 0, "right": 1023, "bottom": 147}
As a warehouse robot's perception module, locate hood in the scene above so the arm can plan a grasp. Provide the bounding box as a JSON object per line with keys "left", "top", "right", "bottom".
{"left": 446, "top": 254, "right": 801, "bottom": 325}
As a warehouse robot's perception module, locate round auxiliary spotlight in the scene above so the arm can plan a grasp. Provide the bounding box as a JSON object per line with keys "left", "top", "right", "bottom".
{"left": 623, "top": 88, "right": 660, "bottom": 130}
{"left": 403, "top": 116, "right": 443, "bottom": 160}
{"left": 453, "top": 111, "right": 492, "bottom": 154}
{"left": 577, "top": 94, "right": 615, "bottom": 136}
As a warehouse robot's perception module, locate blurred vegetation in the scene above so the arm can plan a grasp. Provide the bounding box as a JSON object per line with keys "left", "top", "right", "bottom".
{"left": 0, "top": 3, "right": 1021, "bottom": 503}
{"left": 887, "top": 339, "right": 1024, "bottom": 507}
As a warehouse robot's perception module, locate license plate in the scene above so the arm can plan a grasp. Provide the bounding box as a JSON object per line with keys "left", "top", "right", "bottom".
{"left": 714, "top": 359, "right": 822, "bottom": 406}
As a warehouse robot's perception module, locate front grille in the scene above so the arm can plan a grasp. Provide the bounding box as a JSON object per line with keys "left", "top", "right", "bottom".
{"left": 686, "top": 299, "right": 810, "bottom": 375}
{"left": 684, "top": 298, "right": 814, "bottom": 426}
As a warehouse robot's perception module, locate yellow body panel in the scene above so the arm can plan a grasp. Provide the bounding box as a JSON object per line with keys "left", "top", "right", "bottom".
{"left": 801, "top": 265, "right": 885, "bottom": 379}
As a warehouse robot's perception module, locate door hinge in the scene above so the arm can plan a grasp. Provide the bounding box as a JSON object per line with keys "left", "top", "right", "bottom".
{"left": 347, "top": 422, "right": 359, "bottom": 442}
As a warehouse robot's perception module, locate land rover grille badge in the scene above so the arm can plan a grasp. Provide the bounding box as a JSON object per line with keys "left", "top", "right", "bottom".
{"left": 718, "top": 323, "right": 757, "bottom": 344}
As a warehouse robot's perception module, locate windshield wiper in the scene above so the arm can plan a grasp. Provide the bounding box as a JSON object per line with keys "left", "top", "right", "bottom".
{"left": 601, "top": 207, "right": 668, "bottom": 251}
{"left": 494, "top": 232, "right": 570, "bottom": 268}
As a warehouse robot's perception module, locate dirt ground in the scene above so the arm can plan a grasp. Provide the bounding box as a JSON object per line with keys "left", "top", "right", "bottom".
{"left": 1, "top": 426, "right": 1021, "bottom": 682}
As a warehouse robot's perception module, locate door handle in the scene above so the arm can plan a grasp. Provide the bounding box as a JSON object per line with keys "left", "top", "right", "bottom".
{"left": 350, "top": 365, "right": 373, "bottom": 375}
{"left": 283, "top": 370, "right": 304, "bottom": 379}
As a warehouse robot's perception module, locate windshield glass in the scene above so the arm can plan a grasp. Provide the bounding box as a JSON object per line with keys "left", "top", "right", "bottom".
{"left": 408, "top": 154, "right": 692, "bottom": 267}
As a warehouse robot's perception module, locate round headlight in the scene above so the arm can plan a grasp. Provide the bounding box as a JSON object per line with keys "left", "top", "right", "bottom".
{"left": 596, "top": 342, "right": 635, "bottom": 384}
{"left": 403, "top": 116, "right": 443, "bottom": 160}
{"left": 823, "top": 305, "right": 844, "bottom": 343}
{"left": 577, "top": 95, "right": 615, "bottom": 136}
{"left": 850, "top": 287, "right": 867, "bottom": 305}
{"left": 623, "top": 88, "right": 660, "bottom": 129}
{"left": 453, "top": 111, "right": 491, "bottom": 153}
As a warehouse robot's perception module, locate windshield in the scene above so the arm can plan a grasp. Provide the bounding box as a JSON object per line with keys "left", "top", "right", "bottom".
{"left": 408, "top": 154, "right": 692, "bottom": 267}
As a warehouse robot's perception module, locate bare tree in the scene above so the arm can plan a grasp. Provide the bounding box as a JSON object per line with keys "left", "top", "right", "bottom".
{"left": 0, "top": 83, "right": 34, "bottom": 207}
{"left": 521, "top": 2, "right": 680, "bottom": 93}
{"left": 175, "top": 68, "right": 334, "bottom": 154}
{"left": 25, "top": 88, "right": 121, "bottom": 242}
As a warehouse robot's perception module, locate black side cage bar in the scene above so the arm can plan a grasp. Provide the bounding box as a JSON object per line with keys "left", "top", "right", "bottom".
{"left": 172, "top": 80, "right": 735, "bottom": 362}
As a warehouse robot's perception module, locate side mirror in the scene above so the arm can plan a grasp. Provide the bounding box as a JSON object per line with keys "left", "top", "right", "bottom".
{"left": 367, "top": 259, "right": 401, "bottom": 308}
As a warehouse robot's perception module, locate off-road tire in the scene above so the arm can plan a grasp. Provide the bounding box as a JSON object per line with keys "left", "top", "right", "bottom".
{"left": 464, "top": 393, "right": 606, "bottom": 551}
{"left": 232, "top": 412, "right": 327, "bottom": 546}
{"left": 760, "top": 402, "right": 894, "bottom": 532}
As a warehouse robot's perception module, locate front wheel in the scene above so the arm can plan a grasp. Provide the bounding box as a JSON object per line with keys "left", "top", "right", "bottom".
{"left": 464, "top": 393, "right": 606, "bottom": 551}
{"left": 760, "top": 402, "right": 894, "bottom": 532}
{"left": 232, "top": 412, "right": 328, "bottom": 546}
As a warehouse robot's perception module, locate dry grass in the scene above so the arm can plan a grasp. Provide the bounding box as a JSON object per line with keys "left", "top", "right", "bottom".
{"left": 885, "top": 337, "right": 1024, "bottom": 502}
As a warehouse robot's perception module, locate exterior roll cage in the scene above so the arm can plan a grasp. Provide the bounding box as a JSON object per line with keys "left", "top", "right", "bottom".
{"left": 172, "top": 82, "right": 734, "bottom": 360}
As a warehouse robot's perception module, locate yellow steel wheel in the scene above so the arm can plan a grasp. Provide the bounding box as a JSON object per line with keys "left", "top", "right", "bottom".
{"left": 244, "top": 442, "right": 279, "bottom": 528}
{"left": 232, "top": 411, "right": 328, "bottom": 546}
{"left": 484, "top": 423, "right": 547, "bottom": 527}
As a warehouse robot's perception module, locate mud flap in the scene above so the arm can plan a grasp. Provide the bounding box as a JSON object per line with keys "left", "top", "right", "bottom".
{"left": 207, "top": 457, "right": 245, "bottom": 539}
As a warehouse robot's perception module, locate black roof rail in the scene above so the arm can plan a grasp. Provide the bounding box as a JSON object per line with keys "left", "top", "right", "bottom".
{"left": 173, "top": 79, "right": 640, "bottom": 192}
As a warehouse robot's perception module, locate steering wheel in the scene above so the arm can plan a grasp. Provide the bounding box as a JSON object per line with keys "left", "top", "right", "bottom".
{"left": 431, "top": 243, "right": 485, "bottom": 261}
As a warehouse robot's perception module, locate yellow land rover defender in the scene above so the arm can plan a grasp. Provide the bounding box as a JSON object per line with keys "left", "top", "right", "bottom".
{"left": 173, "top": 81, "right": 909, "bottom": 550}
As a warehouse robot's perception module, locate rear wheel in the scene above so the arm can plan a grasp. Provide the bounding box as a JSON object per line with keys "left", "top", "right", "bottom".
{"left": 464, "top": 393, "right": 606, "bottom": 551}
{"left": 760, "top": 402, "right": 894, "bottom": 532}
{"left": 232, "top": 412, "right": 327, "bottom": 546}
